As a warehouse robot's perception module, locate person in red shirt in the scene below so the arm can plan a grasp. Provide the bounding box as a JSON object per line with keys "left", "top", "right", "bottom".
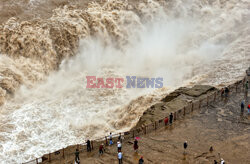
{"left": 164, "top": 117, "right": 169, "bottom": 126}
{"left": 99, "top": 144, "right": 104, "bottom": 155}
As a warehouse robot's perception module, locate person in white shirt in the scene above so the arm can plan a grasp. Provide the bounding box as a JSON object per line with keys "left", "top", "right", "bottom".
{"left": 117, "top": 141, "right": 122, "bottom": 152}
{"left": 118, "top": 151, "right": 123, "bottom": 164}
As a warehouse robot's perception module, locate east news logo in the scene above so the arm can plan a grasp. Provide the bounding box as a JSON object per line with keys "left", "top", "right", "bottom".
{"left": 86, "top": 76, "right": 163, "bottom": 88}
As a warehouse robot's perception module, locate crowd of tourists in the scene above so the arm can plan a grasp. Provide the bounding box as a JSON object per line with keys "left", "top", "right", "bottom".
{"left": 73, "top": 81, "right": 249, "bottom": 164}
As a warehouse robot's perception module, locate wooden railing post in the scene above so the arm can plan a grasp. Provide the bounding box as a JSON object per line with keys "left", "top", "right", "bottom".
{"left": 105, "top": 136, "right": 108, "bottom": 146}
{"left": 91, "top": 141, "right": 94, "bottom": 150}
{"left": 49, "top": 153, "right": 51, "bottom": 162}
{"left": 191, "top": 103, "right": 194, "bottom": 112}
{"left": 154, "top": 121, "right": 157, "bottom": 130}
{"left": 63, "top": 148, "right": 64, "bottom": 158}
{"left": 183, "top": 107, "right": 186, "bottom": 116}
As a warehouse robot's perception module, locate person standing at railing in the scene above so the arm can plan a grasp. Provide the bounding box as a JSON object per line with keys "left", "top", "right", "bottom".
{"left": 139, "top": 156, "right": 144, "bottom": 164}
{"left": 183, "top": 141, "right": 188, "bottom": 154}
{"left": 245, "top": 81, "right": 249, "bottom": 96}
{"left": 241, "top": 101, "right": 245, "bottom": 115}
{"left": 164, "top": 116, "right": 169, "bottom": 126}
{"left": 117, "top": 141, "right": 122, "bottom": 152}
{"left": 86, "top": 140, "right": 91, "bottom": 152}
{"left": 109, "top": 132, "right": 113, "bottom": 145}
{"left": 225, "top": 87, "right": 229, "bottom": 98}
{"left": 75, "top": 149, "right": 80, "bottom": 164}
{"left": 134, "top": 139, "right": 139, "bottom": 152}
{"left": 169, "top": 113, "right": 173, "bottom": 125}
{"left": 118, "top": 150, "right": 123, "bottom": 164}
{"left": 99, "top": 144, "right": 104, "bottom": 155}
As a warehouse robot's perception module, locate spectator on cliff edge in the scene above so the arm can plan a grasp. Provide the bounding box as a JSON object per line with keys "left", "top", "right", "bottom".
{"left": 99, "top": 143, "right": 104, "bottom": 155}
{"left": 169, "top": 113, "right": 173, "bottom": 125}
{"left": 139, "top": 156, "right": 144, "bottom": 164}
{"left": 225, "top": 87, "right": 229, "bottom": 97}
{"left": 118, "top": 150, "right": 123, "bottom": 164}
{"left": 248, "top": 104, "right": 250, "bottom": 115}
{"left": 245, "top": 81, "right": 249, "bottom": 91}
{"left": 134, "top": 139, "right": 139, "bottom": 152}
{"left": 183, "top": 141, "right": 188, "bottom": 154}
{"left": 75, "top": 149, "right": 80, "bottom": 164}
{"left": 117, "top": 141, "right": 122, "bottom": 152}
{"left": 86, "top": 140, "right": 91, "bottom": 152}
{"left": 241, "top": 101, "right": 245, "bottom": 115}
{"left": 164, "top": 116, "right": 169, "bottom": 126}
{"left": 109, "top": 132, "right": 113, "bottom": 145}
{"left": 214, "top": 160, "right": 218, "bottom": 164}
{"left": 220, "top": 158, "right": 225, "bottom": 164}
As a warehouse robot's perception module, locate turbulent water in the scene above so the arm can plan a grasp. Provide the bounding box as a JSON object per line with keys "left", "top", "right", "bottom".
{"left": 0, "top": 0, "right": 249, "bottom": 163}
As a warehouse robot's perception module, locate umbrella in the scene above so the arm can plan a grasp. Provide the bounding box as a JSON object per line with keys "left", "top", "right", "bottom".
{"left": 135, "top": 137, "right": 141, "bottom": 140}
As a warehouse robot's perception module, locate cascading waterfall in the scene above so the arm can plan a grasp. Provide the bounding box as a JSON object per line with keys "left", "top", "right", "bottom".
{"left": 0, "top": 0, "right": 249, "bottom": 163}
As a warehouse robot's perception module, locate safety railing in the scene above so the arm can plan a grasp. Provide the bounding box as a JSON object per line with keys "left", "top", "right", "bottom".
{"left": 22, "top": 77, "right": 247, "bottom": 164}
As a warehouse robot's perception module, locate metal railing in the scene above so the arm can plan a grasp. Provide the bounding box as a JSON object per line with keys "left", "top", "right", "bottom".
{"left": 22, "top": 77, "right": 247, "bottom": 164}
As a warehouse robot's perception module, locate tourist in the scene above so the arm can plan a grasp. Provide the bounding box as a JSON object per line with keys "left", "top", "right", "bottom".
{"left": 241, "top": 101, "right": 245, "bottom": 115}
{"left": 134, "top": 139, "right": 139, "bottom": 152}
{"left": 139, "top": 156, "right": 144, "bottom": 164}
{"left": 225, "top": 87, "right": 229, "bottom": 97}
{"left": 214, "top": 160, "right": 218, "bottom": 164}
{"left": 220, "top": 158, "right": 225, "bottom": 164}
{"left": 75, "top": 149, "right": 80, "bottom": 164}
{"left": 183, "top": 141, "right": 188, "bottom": 154}
{"left": 99, "top": 144, "right": 104, "bottom": 155}
{"left": 164, "top": 116, "right": 169, "bottom": 126}
{"left": 117, "top": 141, "right": 122, "bottom": 152}
{"left": 118, "top": 150, "right": 123, "bottom": 164}
{"left": 209, "top": 146, "right": 213, "bottom": 152}
{"left": 248, "top": 104, "right": 250, "bottom": 115}
{"left": 109, "top": 132, "right": 113, "bottom": 145}
{"left": 86, "top": 140, "right": 91, "bottom": 152}
{"left": 246, "top": 81, "right": 249, "bottom": 97}
{"left": 169, "top": 113, "right": 173, "bottom": 125}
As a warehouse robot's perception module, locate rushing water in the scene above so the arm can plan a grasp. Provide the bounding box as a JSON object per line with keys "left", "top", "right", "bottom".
{"left": 0, "top": 0, "right": 249, "bottom": 163}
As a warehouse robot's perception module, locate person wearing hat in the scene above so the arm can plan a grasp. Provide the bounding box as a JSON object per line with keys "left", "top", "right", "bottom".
{"left": 220, "top": 158, "right": 225, "bottom": 164}
{"left": 139, "top": 156, "right": 144, "bottom": 164}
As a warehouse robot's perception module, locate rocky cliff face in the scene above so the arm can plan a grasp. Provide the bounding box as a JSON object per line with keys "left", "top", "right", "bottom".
{"left": 134, "top": 85, "right": 216, "bottom": 129}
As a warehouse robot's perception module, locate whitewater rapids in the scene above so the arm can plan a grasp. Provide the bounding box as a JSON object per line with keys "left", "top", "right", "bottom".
{"left": 0, "top": 0, "right": 249, "bottom": 163}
